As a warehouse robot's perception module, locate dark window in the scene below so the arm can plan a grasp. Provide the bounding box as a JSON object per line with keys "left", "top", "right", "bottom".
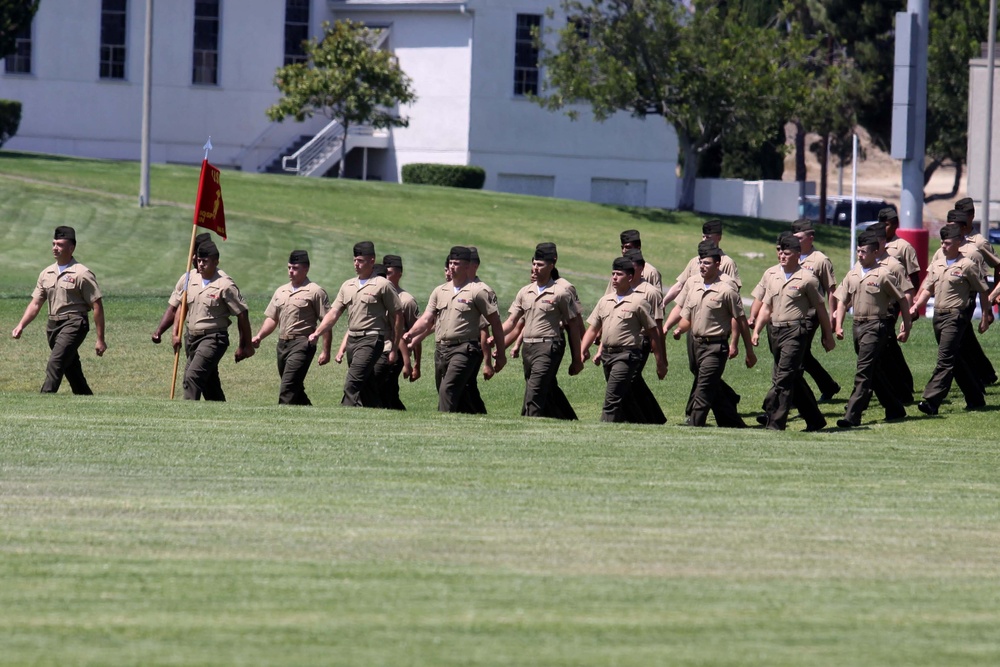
{"left": 100, "top": 0, "right": 128, "bottom": 80}
{"left": 4, "top": 21, "right": 32, "bottom": 74}
{"left": 514, "top": 14, "right": 541, "bottom": 97}
{"left": 284, "top": 0, "right": 310, "bottom": 66}
{"left": 193, "top": 0, "right": 220, "bottom": 85}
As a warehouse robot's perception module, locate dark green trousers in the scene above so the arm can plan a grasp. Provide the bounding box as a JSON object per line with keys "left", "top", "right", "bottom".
{"left": 343, "top": 334, "right": 383, "bottom": 408}
{"left": 276, "top": 337, "right": 316, "bottom": 405}
{"left": 521, "top": 339, "right": 576, "bottom": 420}
{"left": 184, "top": 331, "right": 229, "bottom": 401}
{"left": 434, "top": 341, "right": 485, "bottom": 413}
{"left": 43, "top": 315, "right": 92, "bottom": 395}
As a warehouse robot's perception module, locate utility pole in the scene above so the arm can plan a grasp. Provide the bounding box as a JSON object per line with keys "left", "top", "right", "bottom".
{"left": 139, "top": 0, "right": 153, "bottom": 207}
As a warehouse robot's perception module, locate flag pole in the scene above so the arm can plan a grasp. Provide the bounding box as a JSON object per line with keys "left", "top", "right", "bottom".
{"left": 169, "top": 138, "right": 214, "bottom": 399}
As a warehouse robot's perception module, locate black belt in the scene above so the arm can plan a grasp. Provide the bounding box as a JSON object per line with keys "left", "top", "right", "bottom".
{"left": 603, "top": 345, "right": 641, "bottom": 354}
{"left": 348, "top": 329, "right": 383, "bottom": 338}
{"left": 187, "top": 328, "right": 227, "bottom": 336}
{"left": 523, "top": 337, "right": 561, "bottom": 344}
{"left": 278, "top": 334, "right": 311, "bottom": 340}
{"left": 438, "top": 338, "right": 479, "bottom": 347}
{"left": 694, "top": 335, "right": 728, "bottom": 343}
{"left": 853, "top": 316, "right": 888, "bottom": 322}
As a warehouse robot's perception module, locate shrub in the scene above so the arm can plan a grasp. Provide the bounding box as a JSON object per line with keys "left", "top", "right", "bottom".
{"left": 402, "top": 163, "right": 485, "bottom": 189}
{"left": 0, "top": 100, "right": 22, "bottom": 149}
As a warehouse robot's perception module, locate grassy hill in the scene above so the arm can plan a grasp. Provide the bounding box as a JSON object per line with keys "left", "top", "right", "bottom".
{"left": 1, "top": 152, "right": 998, "bottom": 666}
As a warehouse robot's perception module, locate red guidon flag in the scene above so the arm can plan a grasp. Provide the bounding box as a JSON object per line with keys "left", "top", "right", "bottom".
{"left": 193, "top": 159, "right": 227, "bottom": 239}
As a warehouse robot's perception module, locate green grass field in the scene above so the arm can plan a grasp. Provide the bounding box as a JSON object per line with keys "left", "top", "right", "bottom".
{"left": 1, "top": 152, "right": 999, "bottom": 665}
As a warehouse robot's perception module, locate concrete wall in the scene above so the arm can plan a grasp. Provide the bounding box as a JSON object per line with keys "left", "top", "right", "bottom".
{"left": 967, "top": 56, "right": 1000, "bottom": 223}
{"left": 693, "top": 179, "right": 802, "bottom": 222}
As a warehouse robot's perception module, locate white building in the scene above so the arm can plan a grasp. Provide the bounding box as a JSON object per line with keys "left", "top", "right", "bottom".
{"left": 0, "top": 0, "right": 678, "bottom": 207}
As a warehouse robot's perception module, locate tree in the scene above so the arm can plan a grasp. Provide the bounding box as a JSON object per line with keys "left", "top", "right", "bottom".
{"left": 267, "top": 20, "right": 417, "bottom": 178}
{"left": 924, "top": 0, "right": 989, "bottom": 202}
{"left": 536, "top": 0, "right": 814, "bottom": 210}
{"left": 0, "top": 0, "right": 39, "bottom": 61}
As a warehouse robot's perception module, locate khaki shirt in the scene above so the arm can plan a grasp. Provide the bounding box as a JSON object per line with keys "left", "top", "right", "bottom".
{"left": 264, "top": 280, "right": 331, "bottom": 339}
{"left": 678, "top": 272, "right": 737, "bottom": 310}
{"left": 32, "top": 260, "right": 102, "bottom": 318}
{"left": 930, "top": 241, "right": 987, "bottom": 279}
{"left": 681, "top": 279, "right": 744, "bottom": 338}
{"left": 184, "top": 273, "right": 248, "bottom": 334}
{"left": 632, "top": 280, "right": 664, "bottom": 321}
{"left": 759, "top": 267, "right": 825, "bottom": 323}
{"left": 586, "top": 291, "right": 656, "bottom": 347}
{"left": 425, "top": 280, "right": 498, "bottom": 343}
{"left": 509, "top": 280, "right": 580, "bottom": 339}
{"left": 921, "top": 255, "right": 988, "bottom": 311}
{"left": 799, "top": 250, "right": 835, "bottom": 295}
{"left": 555, "top": 276, "right": 583, "bottom": 314}
{"left": 885, "top": 236, "right": 920, "bottom": 276}
{"left": 169, "top": 269, "right": 228, "bottom": 308}
{"left": 333, "top": 275, "right": 401, "bottom": 334}
{"left": 676, "top": 253, "right": 742, "bottom": 290}
{"left": 874, "top": 254, "right": 914, "bottom": 292}
{"left": 834, "top": 264, "right": 904, "bottom": 319}
{"left": 966, "top": 233, "right": 999, "bottom": 269}
{"left": 751, "top": 265, "right": 782, "bottom": 302}
{"left": 385, "top": 286, "right": 420, "bottom": 352}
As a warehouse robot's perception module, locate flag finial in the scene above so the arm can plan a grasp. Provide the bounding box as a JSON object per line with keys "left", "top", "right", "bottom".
{"left": 203, "top": 137, "right": 213, "bottom": 160}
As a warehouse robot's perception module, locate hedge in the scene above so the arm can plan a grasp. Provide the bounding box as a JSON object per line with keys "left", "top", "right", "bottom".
{"left": 0, "top": 100, "right": 21, "bottom": 149}
{"left": 401, "top": 163, "right": 485, "bottom": 189}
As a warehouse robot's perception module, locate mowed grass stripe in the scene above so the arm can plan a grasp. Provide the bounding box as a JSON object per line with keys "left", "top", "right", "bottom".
{"left": 1, "top": 152, "right": 999, "bottom": 665}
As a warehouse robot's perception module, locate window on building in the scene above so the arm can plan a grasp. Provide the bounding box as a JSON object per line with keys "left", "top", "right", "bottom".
{"left": 193, "top": 0, "right": 220, "bottom": 85}
{"left": 513, "top": 14, "right": 541, "bottom": 97}
{"left": 4, "top": 21, "right": 32, "bottom": 74}
{"left": 100, "top": 0, "right": 128, "bottom": 80}
{"left": 284, "top": 0, "right": 310, "bottom": 65}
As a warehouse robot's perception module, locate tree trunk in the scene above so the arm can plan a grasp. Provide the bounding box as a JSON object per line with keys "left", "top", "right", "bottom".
{"left": 794, "top": 120, "right": 806, "bottom": 183}
{"left": 925, "top": 161, "right": 963, "bottom": 203}
{"left": 338, "top": 121, "right": 349, "bottom": 179}
{"left": 818, "top": 133, "right": 829, "bottom": 226}
{"left": 677, "top": 130, "right": 697, "bottom": 211}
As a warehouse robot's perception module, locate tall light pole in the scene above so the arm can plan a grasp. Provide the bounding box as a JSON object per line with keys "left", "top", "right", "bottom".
{"left": 139, "top": 0, "right": 153, "bottom": 207}
{"left": 982, "top": 0, "right": 996, "bottom": 230}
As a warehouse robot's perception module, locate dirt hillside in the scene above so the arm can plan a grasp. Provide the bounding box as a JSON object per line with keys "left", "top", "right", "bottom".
{"left": 782, "top": 125, "right": 966, "bottom": 227}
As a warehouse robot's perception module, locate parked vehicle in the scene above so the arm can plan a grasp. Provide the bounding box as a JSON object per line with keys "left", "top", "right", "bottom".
{"left": 798, "top": 195, "right": 892, "bottom": 227}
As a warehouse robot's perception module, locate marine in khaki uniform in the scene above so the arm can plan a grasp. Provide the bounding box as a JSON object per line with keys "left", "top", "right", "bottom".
{"left": 375, "top": 254, "right": 421, "bottom": 410}
{"left": 12, "top": 226, "right": 107, "bottom": 394}
{"left": 251, "top": 250, "right": 332, "bottom": 406}
{"left": 865, "top": 221, "right": 917, "bottom": 404}
{"left": 954, "top": 198, "right": 1000, "bottom": 387}
{"left": 664, "top": 239, "right": 743, "bottom": 423}
{"left": 751, "top": 235, "right": 835, "bottom": 431}
{"left": 881, "top": 208, "right": 921, "bottom": 288}
{"left": 402, "top": 246, "right": 507, "bottom": 414}
{"left": 661, "top": 219, "right": 741, "bottom": 308}
{"left": 833, "top": 230, "right": 912, "bottom": 428}
{"left": 581, "top": 256, "right": 668, "bottom": 423}
{"left": 912, "top": 224, "right": 992, "bottom": 415}
{"left": 501, "top": 244, "right": 584, "bottom": 419}
{"left": 604, "top": 229, "right": 662, "bottom": 293}
{"left": 618, "top": 248, "right": 667, "bottom": 424}
{"left": 311, "top": 242, "right": 403, "bottom": 408}
{"left": 172, "top": 241, "right": 254, "bottom": 401}
{"left": 151, "top": 232, "right": 226, "bottom": 344}
{"left": 672, "top": 244, "right": 756, "bottom": 428}
{"left": 792, "top": 218, "right": 841, "bottom": 401}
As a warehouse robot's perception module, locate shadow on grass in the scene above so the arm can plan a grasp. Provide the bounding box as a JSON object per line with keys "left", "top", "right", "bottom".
{"left": 0, "top": 151, "right": 83, "bottom": 163}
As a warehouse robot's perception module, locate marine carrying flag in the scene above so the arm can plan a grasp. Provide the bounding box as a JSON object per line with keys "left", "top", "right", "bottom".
{"left": 193, "top": 159, "right": 226, "bottom": 240}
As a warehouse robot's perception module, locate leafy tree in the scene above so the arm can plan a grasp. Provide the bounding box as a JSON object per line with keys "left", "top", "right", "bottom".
{"left": 0, "top": 0, "right": 39, "bottom": 60}
{"left": 267, "top": 20, "right": 417, "bottom": 178}
{"left": 536, "top": 0, "right": 814, "bottom": 210}
{"left": 925, "top": 0, "right": 989, "bottom": 202}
